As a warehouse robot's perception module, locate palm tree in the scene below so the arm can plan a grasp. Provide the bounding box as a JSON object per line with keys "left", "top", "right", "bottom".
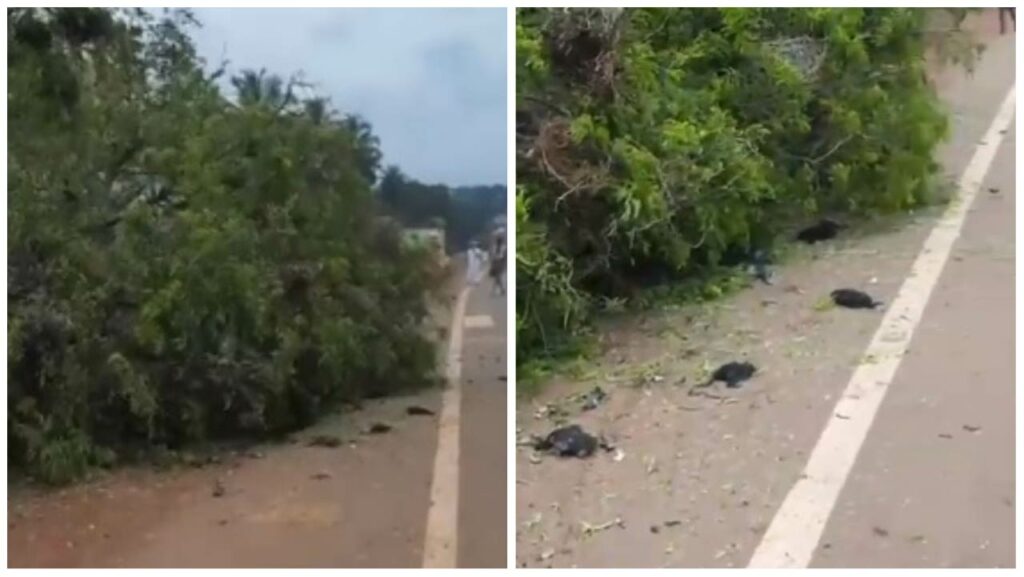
{"left": 303, "top": 97, "right": 331, "bottom": 126}
{"left": 231, "top": 68, "right": 290, "bottom": 110}
{"left": 342, "top": 114, "right": 383, "bottom": 185}
{"left": 378, "top": 165, "right": 406, "bottom": 210}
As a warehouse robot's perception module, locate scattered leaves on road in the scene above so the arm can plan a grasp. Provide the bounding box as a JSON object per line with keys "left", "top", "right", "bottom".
{"left": 581, "top": 517, "right": 625, "bottom": 537}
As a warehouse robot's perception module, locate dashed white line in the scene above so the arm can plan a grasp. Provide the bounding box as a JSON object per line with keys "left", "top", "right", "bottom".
{"left": 748, "top": 86, "right": 1016, "bottom": 568}
{"left": 464, "top": 314, "right": 495, "bottom": 329}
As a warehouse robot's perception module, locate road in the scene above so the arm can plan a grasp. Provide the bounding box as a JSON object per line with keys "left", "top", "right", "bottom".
{"left": 516, "top": 16, "right": 1014, "bottom": 569}
{"left": 456, "top": 278, "right": 509, "bottom": 568}
{"left": 7, "top": 261, "right": 507, "bottom": 569}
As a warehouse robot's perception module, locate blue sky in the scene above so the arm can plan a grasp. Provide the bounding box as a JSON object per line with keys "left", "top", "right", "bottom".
{"left": 189, "top": 8, "right": 507, "bottom": 187}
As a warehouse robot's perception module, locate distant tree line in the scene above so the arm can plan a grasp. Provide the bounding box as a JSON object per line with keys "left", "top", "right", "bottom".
{"left": 378, "top": 167, "right": 506, "bottom": 252}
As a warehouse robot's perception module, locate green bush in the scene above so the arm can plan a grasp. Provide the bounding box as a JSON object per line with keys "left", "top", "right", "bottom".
{"left": 516, "top": 8, "right": 975, "bottom": 365}
{"left": 9, "top": 8, "right": 446, "bottom": 483}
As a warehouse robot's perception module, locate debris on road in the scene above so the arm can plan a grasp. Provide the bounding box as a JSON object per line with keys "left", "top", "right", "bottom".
{"left": 523, "top": 512, "right": 543, "bottom": 531}
{"left": 963, "top": 424, "right": 982, "bottom": 433}
{"left": 212, "top": 479, "right": 226, "bottom": 498}
{"left": 581, "top": 517, "right": 625, "bottom": 537}
{"left": 307, "top": 435, "right": 343, "bottom": 448}
{"left": 533, "top": 425, "right": 599, "bottom": 458}
{"left": 580, "top": 386, "right": 608, "bottom": 411}
{"left": 872, "top": 526, "right": 890, "bottom": 537}
{"left": 406, "top": 406, "right": 435, "bottom": 416}
{"left": 831, "top": 288, "right": 883, "bottom": 309}
{"left": 310, "top": 471, "right": 332, "bottom": 481}
{"left": 691, "top": 361, "right": 757, "bottom": 395}
{"left": 364, "top": 423, "right": 393, "bottom": 435}
{"left": 534, "top": 403, "right": 570, "bottom": 422}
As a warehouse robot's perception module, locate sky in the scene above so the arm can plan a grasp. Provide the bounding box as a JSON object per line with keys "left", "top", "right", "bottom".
{"left": 189, "top": 8, "right": 507, "bottom": 187}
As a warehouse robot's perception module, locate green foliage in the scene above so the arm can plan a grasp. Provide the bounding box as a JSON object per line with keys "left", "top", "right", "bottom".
{"left": 516, "top": 8, "right": 978, "bottom": 365}
{"left": 515, "top": 188, "right": 587, "bottom": 356}
{"left": 8, "top": 8, "right": 448, "bottom": 483}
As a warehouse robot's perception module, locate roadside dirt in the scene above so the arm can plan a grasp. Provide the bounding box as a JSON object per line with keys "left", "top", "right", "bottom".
{"left": 9, "top": 390, "right": 444, "bottom": 568}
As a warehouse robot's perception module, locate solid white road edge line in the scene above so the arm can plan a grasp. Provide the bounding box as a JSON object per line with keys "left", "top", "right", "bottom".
{"left": 422, "top": 285, "right": 471, "bottom": 568}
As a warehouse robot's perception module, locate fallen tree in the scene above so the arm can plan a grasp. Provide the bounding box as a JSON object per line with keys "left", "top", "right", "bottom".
{"left": 9, "top": 8, "right": 448, "bottom": 483}
{"left": 516, "top": 7, "right": 980, "bottom": 364}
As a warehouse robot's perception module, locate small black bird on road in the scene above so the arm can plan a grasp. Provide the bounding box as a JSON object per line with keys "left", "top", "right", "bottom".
{"left": 703, "top": 361, "right": 757, "bottom": 389}
{"left": 831, "top": 288, "right": 882, "bottom": 309}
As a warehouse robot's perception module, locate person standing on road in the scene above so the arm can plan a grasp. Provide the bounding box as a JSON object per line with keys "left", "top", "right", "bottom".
{"left": 1000, "top": 7, "right": 1015, "bottom": 34}
{"left": 466, "top": 240, "right": 487, "bottom": 285}
{"left": 489, "top": 227, "right": 506, "bottom": 296}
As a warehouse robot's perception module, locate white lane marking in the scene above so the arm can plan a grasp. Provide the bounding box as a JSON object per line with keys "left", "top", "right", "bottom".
{"left": 748, "top": 86, "right": 1016, "bottom": 568}
{"left": 422, "top": 285, "right": 471, "bottom": 568}
{"left": 464, "top": 314, "right": 494, "bottom": 329}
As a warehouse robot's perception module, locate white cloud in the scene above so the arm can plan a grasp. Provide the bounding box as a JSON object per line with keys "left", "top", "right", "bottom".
{"left": 189, "top": 8, "right": 507, "bottom": 186}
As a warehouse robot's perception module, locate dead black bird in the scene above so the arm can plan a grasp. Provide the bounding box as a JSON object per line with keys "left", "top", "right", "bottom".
{"left": 406, "top": 406, "right": 435, "bottom": 416}
{"left": 704, "top": 361, "right": 757, "bottom": 389}
{"left": 796, "top": 219, "right": 845, "bottom": 244}
{"left": 533, "top": 424, "right": 599, "bottom": 458}
{"left": 364, "top": 422, "right": 393, "bottom": 435}
{"left": 831, "top": 288, "right": 882, "bottom": 309}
